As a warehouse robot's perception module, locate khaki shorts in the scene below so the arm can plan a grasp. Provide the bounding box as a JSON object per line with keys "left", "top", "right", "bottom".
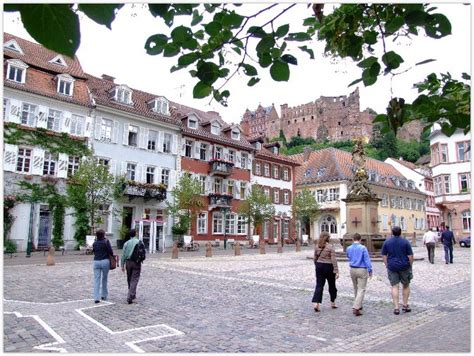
{"left": 387, "top": 267, "right": 413, "bottom": 286}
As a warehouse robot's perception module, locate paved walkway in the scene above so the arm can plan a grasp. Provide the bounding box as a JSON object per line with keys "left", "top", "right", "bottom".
{"left": 3, "top": 244, "right": 470, "bottom": 352}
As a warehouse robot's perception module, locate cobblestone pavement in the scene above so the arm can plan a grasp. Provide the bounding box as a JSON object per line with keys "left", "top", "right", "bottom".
{"left": 3, "top": 244, "right": 470, "bottom": 353}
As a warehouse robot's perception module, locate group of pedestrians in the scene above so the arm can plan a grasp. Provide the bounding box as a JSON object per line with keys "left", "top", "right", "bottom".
{"left": 422, "top": 225, "right": 456, "bottom": 264}
{"left": 311, "top": 226, "right": 414, "bottom": 316}
{"left": 91, "top": 228, "right": 145, "bottom": 304}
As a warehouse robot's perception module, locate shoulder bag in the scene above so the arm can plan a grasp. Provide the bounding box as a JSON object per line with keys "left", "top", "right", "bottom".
{"left": 106, "top": 239, "right": 118, "bottom": 270}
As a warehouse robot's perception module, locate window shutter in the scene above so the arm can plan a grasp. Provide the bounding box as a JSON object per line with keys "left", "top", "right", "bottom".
{"left": 139, "top": 127, "right": 147, "bottom": 149}
{"left": 158, "top": 131, "right": 164, "bottom": 152}
{"left": 169, "top": 169, "right": 177, "bottom": 190}
{"left": 247, "top": 155, "right": 253, "bottom": 170}
{"left": 120, "top": 162, "right": 127, "bottom": 176}
{"left": 194, "top": 140, "right": 201, "bottom": 159}
{"left": 36, "top": 106, "right": 48, "bottom": 129}
{"left": 112, "top": 120, "right": 120, "bottom": 143}
{"left": 181, "top": 140, "right": 186, "bottom": 156}
{"left": 31, "top": 148, "right": 45, "bottom": 175}
{"left": 8, "top": 99, "right": 21, "bottom": 123}
{"left": 94, "top": 117, "right": 102, "bottom": 139}
{"left": 245, "top": 182, "right": 251, "bottom": 197}
{"left": 288, "top": 190, "right": 292, "bottom": 205}
{"left": 122, "top": 123, "right": 129, "bottom": 145}
{"left": 135, "top": 165, "right": 143, "bottom": 182}
{"left": 205, "top": 176, "right": 212, "bottom": 194}
{"left": 236, "top": 151, "right": 241, "bottom": 165}
{"left": 171, "top": 134, "right": 178, "bottom": 155}
{"left": 206, "top": 144, "right": 212, "bottom": 161}
{"left": 109, "top": 159, "right": 116, "bottom": 177}
{"left": 223, "top": 148, "right": 229, "bottom": 161}
{"left": 62, "top": 112, "right": 72, "bottom": 133}
{"left": 3, "top": 144, "right": 18, "bottom": 172}
{"left": 57, "top": 153, "right": 69, "bottom": 178}
{"left": 155, "top": 167, "right": 162, "bottom": 184}
{"left": 84, "top": 116, "right": 94, "bottom": 138}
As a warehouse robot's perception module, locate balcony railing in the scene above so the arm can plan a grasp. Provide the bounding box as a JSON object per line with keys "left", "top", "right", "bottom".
{"left": 121, "top": 181, "right": 167, "bottom": 202}
{"left": 209, "top": 159, "right": 234, "bottom": 176}
{"left": 208, "top": 193, "right": 233, "bottom": 209}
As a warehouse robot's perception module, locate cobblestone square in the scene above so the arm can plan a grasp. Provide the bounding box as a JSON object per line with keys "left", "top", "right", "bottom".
{"left": 3, "top": 245, "right": 470, "bottom": 352}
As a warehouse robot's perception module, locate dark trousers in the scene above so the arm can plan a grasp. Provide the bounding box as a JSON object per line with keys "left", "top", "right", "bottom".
{"left": 126, "top": 259, "right": 142, "bottom": 300}
{"left": 443, "top": 244, "right": 454, "bottom": 263}
{"left": 426, "top": 242, "right": 435, "bottom": 264}
{"left": 312, "top": 262, "right": 337, "bottom": 303}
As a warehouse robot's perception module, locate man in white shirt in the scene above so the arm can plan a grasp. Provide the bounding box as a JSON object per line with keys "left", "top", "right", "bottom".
{"left": 423, "top": 227, "right": 438, "bottom": 264}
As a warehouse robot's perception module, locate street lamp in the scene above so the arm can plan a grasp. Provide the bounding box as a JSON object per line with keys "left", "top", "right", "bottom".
{"left": 222, "top": 207, "right": 230, "bottom": 250}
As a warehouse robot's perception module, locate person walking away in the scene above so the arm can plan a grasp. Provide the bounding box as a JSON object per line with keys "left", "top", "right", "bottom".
{"left": 381, "top": 226, "right": 414, "bottom": 315}
{"left": 120, "top": 229, "right": 146, "bottom": 304}
{"left": 92, "top": 229, "right": 114, "bottom": 303}
{"left": 440, "top": 225, "right": 456, "bottom": 264}
{"left": 311, "top": 232, "right": 339, "bottom": 312}
{"left": 422, "top": 227, "right": 438, "bottom": 264}
{"left": 346, "top": 233, "right": 372, "bottom": 316}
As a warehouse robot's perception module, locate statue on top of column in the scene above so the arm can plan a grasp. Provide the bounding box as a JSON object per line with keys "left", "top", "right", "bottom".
{"left": 346, "top": 137, "right": 377, "bottom": 200}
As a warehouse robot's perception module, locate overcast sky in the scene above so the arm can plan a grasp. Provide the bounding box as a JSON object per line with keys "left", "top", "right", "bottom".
{"left": 3, "top": 3, "right": 471, "bottom": 124}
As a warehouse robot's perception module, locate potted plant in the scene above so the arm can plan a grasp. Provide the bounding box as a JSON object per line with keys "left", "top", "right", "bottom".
{"left": 116, "top": 225, "right": 129, "bottom": 249}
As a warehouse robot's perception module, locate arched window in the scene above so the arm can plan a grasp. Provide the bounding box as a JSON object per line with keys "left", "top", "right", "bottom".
{"left": 320, "top": 216, "right": 337, "bottom": 234}
{"left": 462, "top": 211, "right": 471, "bottom": 231}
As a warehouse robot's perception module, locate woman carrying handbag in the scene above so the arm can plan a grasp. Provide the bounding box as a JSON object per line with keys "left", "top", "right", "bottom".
{"left": 92, "top": 229, "right": 114, "bottom": 303}
{"left": 312, "top": 231, "right": 339, "bottom": 312}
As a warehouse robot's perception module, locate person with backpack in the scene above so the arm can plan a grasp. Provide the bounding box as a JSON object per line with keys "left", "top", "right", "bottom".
{"left": 120, "top": 229, "right": 146, "bottom": 304}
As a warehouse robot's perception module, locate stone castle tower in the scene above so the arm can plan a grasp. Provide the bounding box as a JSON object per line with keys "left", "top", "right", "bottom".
{"left": 241, "top": 88, "right": 375, "bottom": 142}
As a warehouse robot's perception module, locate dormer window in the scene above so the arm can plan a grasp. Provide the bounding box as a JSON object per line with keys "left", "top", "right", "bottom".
{"left": 255, "top": 142, "right": 262, "bottom": 150}
{"left": 149, "top": 97, "right": 169, "bottom": 115}
{"left": 211, "top": 121, "right": 221, "bottom": 135}
{"left": 6, "top": 59, "right": 28, "bottom": 84}
{"left": 188, "top": 117, "right": 198, "bottom": 129}
{"left": 4, "top": 39, "right": 23, "bottom": 54}
{"left": 49, "top": 55, "right": 67, "bottom": 67}
{"left": 56, "top": 74, "right": 74, "bottom": 96}
{"left": 111, "top": 85, "right": 132, "bottom": 104}
{"left": 231, "top": 129, "right": 240, "bottom": 140}
{"left": 272, "top": 146, "right": 278, "bottom": 155}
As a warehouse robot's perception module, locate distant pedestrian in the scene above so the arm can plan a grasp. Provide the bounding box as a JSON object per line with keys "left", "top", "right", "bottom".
{"left": 92, "top": 229, "right": 114, "bottom": 303}
{"left": 120, "top": 229, "right": 146, "bottom": 304}
{"left": 346, "top": 233, "right": 372, "bottom": 316}
{"left": 422, "top": 227, "right": 438, "bottom": 264}
{"left": 312, "top": 232, "right": 339, "bottom": 312}
{"left": 440, "top": 225, "right": 456, "bottom": 264}
{"left": 381, "top": 226, "right": 414, "bottom": 315}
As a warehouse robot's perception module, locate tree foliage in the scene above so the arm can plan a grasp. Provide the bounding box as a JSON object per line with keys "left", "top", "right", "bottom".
{"left": 292, "top": 188, "right": 319, "bottom": 227}
{"left": 237, "top": 186, "right": 275, "bottom": 237}
{"left": 5, "top": 3, "right": 470, "bottom": 135}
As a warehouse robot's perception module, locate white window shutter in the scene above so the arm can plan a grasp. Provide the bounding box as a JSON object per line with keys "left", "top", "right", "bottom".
{"left": 122, "top": 123, "right": 129, "bottom": 145}
{"left": 8, "top": 99, "right": 21, "bottom": 123}
{"left": 194, "top": 140, "right": 200, "bottom": 159}
{"left": 62, "top": 112, "right": 72, "bottom": 133}
{"left": 169, "top": 169, "right": 177, "bottom": 190}
{"left": 31, "top": 148, "right": 45, "bottom": 175}
{"left": 236, "top": 151, "right": 242, "bottom": 165}
{"left": 245, "top": 183, "right": 251, "bottom": 197}
{"left": 3, "top": 144, "right": 18, "bottom": 172}
{"left": 84, "top": 116, "right": 94, "bottom": 138}
{"left": 234, "top": 181, "right": 240, "bottom": 199}
{"left": 57, "top": 153, "right": 69, "bottom": 178}
{"left": 155, "top": 167, "right": 162, "bottom": 184}
{"left": 135, "top": 165, "right": 143, "bottom": 182}
{"left": 36, "top": 106, "right": 48, "bottom": 129}
{"left": 109, "top": 159, "right": 116, "bottom": 177}
{"left": 158, "top": 131, "right": 164, "bottom": 152}
{"left": 112, "top": 120, "right": 120, "bottom": 143}
{"left": 223, "top": 148, "right": 229, "bottom": 161}
{"left": 120, "top": 162, "right": 127, "bottom": 176}
{"left": 138, "top": 127, "right": 146, "bottom": 149}
{"left": 94, "top": 117, "right": 102, "bottom": 139}
{"left": 205, "top": 176, "right": 211, "bottom": 194}
{"left": 171, "top": 134, "right": 178, "bottom": 155}
{"left": 207, "top": 144, "right": 213, "bottom": 161}
{"left": 247, "top": 155, "right": 253, "bottom": 170}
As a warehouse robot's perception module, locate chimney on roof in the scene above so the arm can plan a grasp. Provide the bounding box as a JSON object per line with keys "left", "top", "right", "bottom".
{"left": 303, "top": 147, "right": 312, "bottom": 162}
{"left": 101, "top": 74, "right": 115, "bottom": 82}
{"left": 399, "top": 156, "right": 404, "bottom": 161}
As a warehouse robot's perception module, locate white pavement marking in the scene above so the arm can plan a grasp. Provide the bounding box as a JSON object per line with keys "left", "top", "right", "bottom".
{"left": 4, "top": 311, "right": 67, "bottom": 353}
{"left": 4, "top": 298, "right": 93, "bottom": 305}
{"left": 124, "top": 325, "right": 185, "bottom": 353}
{"left": 306, "top": 335, "right": 327, "bottom": 341}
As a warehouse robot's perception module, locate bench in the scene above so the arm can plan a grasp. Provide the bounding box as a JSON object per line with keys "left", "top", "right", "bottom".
{"left": 42, "top": 246, "right": 66, "bottom": 256}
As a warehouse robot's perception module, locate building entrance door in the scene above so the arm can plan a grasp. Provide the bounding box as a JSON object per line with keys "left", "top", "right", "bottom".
{"left": 38, "top": 208, "right": 51, "bottom": 248}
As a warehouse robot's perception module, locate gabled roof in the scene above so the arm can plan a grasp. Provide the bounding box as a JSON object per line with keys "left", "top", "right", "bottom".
{"left": 292, "top": 147, "right": 423, "bottom": 193}
{"left": 255, "top": 147, "right": 299, "bottom": 166}
{"left": 4, "top": 33, "right": 86, "bottom": 78}
{"left": 85, "top": 73, "right": 180, "bottom": 127}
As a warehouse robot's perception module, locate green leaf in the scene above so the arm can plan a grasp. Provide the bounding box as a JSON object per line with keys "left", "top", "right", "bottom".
{"left": 191, "top": 10, "right": 203, "bottom": 26}
{"left": 362, "top": 62, "right": 380, "bottom": 86}
{"left": 281, "top": 54, "right": 297, "bottom": 65}
{"left": 258, "top": 53, "right": 272, "bottom": 68}
{"left": 242, "top": 63, "right": 258, "bottom": 76}
{"left": 163, "top": 43, "right": 180, "bottom": 57}
{"left": 193, "top": 81, "right": 213, "bottom": 99}
{"left": 171, "top": 25, "right": 193, "bottom": 45}
{"left": 363, "top": 30, "right": 377, "bottom": 45}
{"left": 204, "top": 4, "right": 217, "bottom": 13}
{"left": 275, "top": 24, "right": 290, "bottom": 38}
{"left": 382, "top": 51, "right": 404, "bottom": 70}
{"left": 16, "top": 4, "right": 80, "bottom": 58}
{"left": 178, "top": 52, "right": 199, "bottom": 66}
{"left": 189, "top": 70, "right": 197, "bottom": 77}
{"left": 415, "top": 59, "right": 436, "bottom": 66}
{"left": 222, "top": 11, "right": 244, "bottom": 28}
{"left": 303, "top": 17, "right": 317, "bottom": 26}
{"left": 298, "top": 45, "right": 314, "bottom": 59}
{"left": 170, "top": 64, "right": 184, "bottom": 73}
{"left": 194, "top": 29, "right": 204, "bottom": 40}
{"left": 218, "top": 68, "right": 230, "bottom": 78}
{"left": 148, "top": 4, "right": 170, "bottom": 18}
{"left": 196, "top": 61, "right": 220, "bottom": 85}
{"left": 78, "top": 4, "right": 123, "bottom": 30}
{"left": 357, "top": 56, "right": 378, "bottom": 68}
{"left": 247, "top": 77, "right": 260, "bottom": 87}
{"left": 425, "top": 13, "right": 452, "bottom": 39}
{"left": 256, "top": 36, "right": 275, "bottom": 54}
{"left": 270, "top": 48, "right": 281, "bottom": 59}
{"left": 384, "top": 16, "right": 404, "bottom": 33}
{"left": 247, "top": 26, "right": 267, "bottom": 38}
{"left": 404, "top": 10, "right": 428, "bottom": 26}
{"left": 461, "top": 73, "right": 470, "bottom": 81}
{"left": 285, "top": 32, "right": 311, "bottom": 42}
{"left": 218, "top": 52, "right": 225, "bottom": 66}
{"left": 373, "top": 114, "right": 388, "bottom": 123}
{"left": 232, "top": 47, "right": 241, "bottom": 55}
{"left": 270, "top": 60, "right": 290, "bottom": 81}
{"left": 145, "top": 34, "right": 168, "bottom": 55}
{"left": 182, "top": 39, "right": 198, "bottom": 51}
{"left": 348, "top": 78, "right": 363, "bottom": 87}
{"left": 205, "top": 21, "right": 222, "bottom": 36}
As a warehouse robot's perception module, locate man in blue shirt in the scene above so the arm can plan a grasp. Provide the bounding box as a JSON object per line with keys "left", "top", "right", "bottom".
{"left": 346, "top": 233, "right": 372, "bottom": 316}
{"left": 381, "top": 226, "right": 414, "bottom": 315}
{"left": 440, "top": 225, "right": 456, "bottom": 264}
